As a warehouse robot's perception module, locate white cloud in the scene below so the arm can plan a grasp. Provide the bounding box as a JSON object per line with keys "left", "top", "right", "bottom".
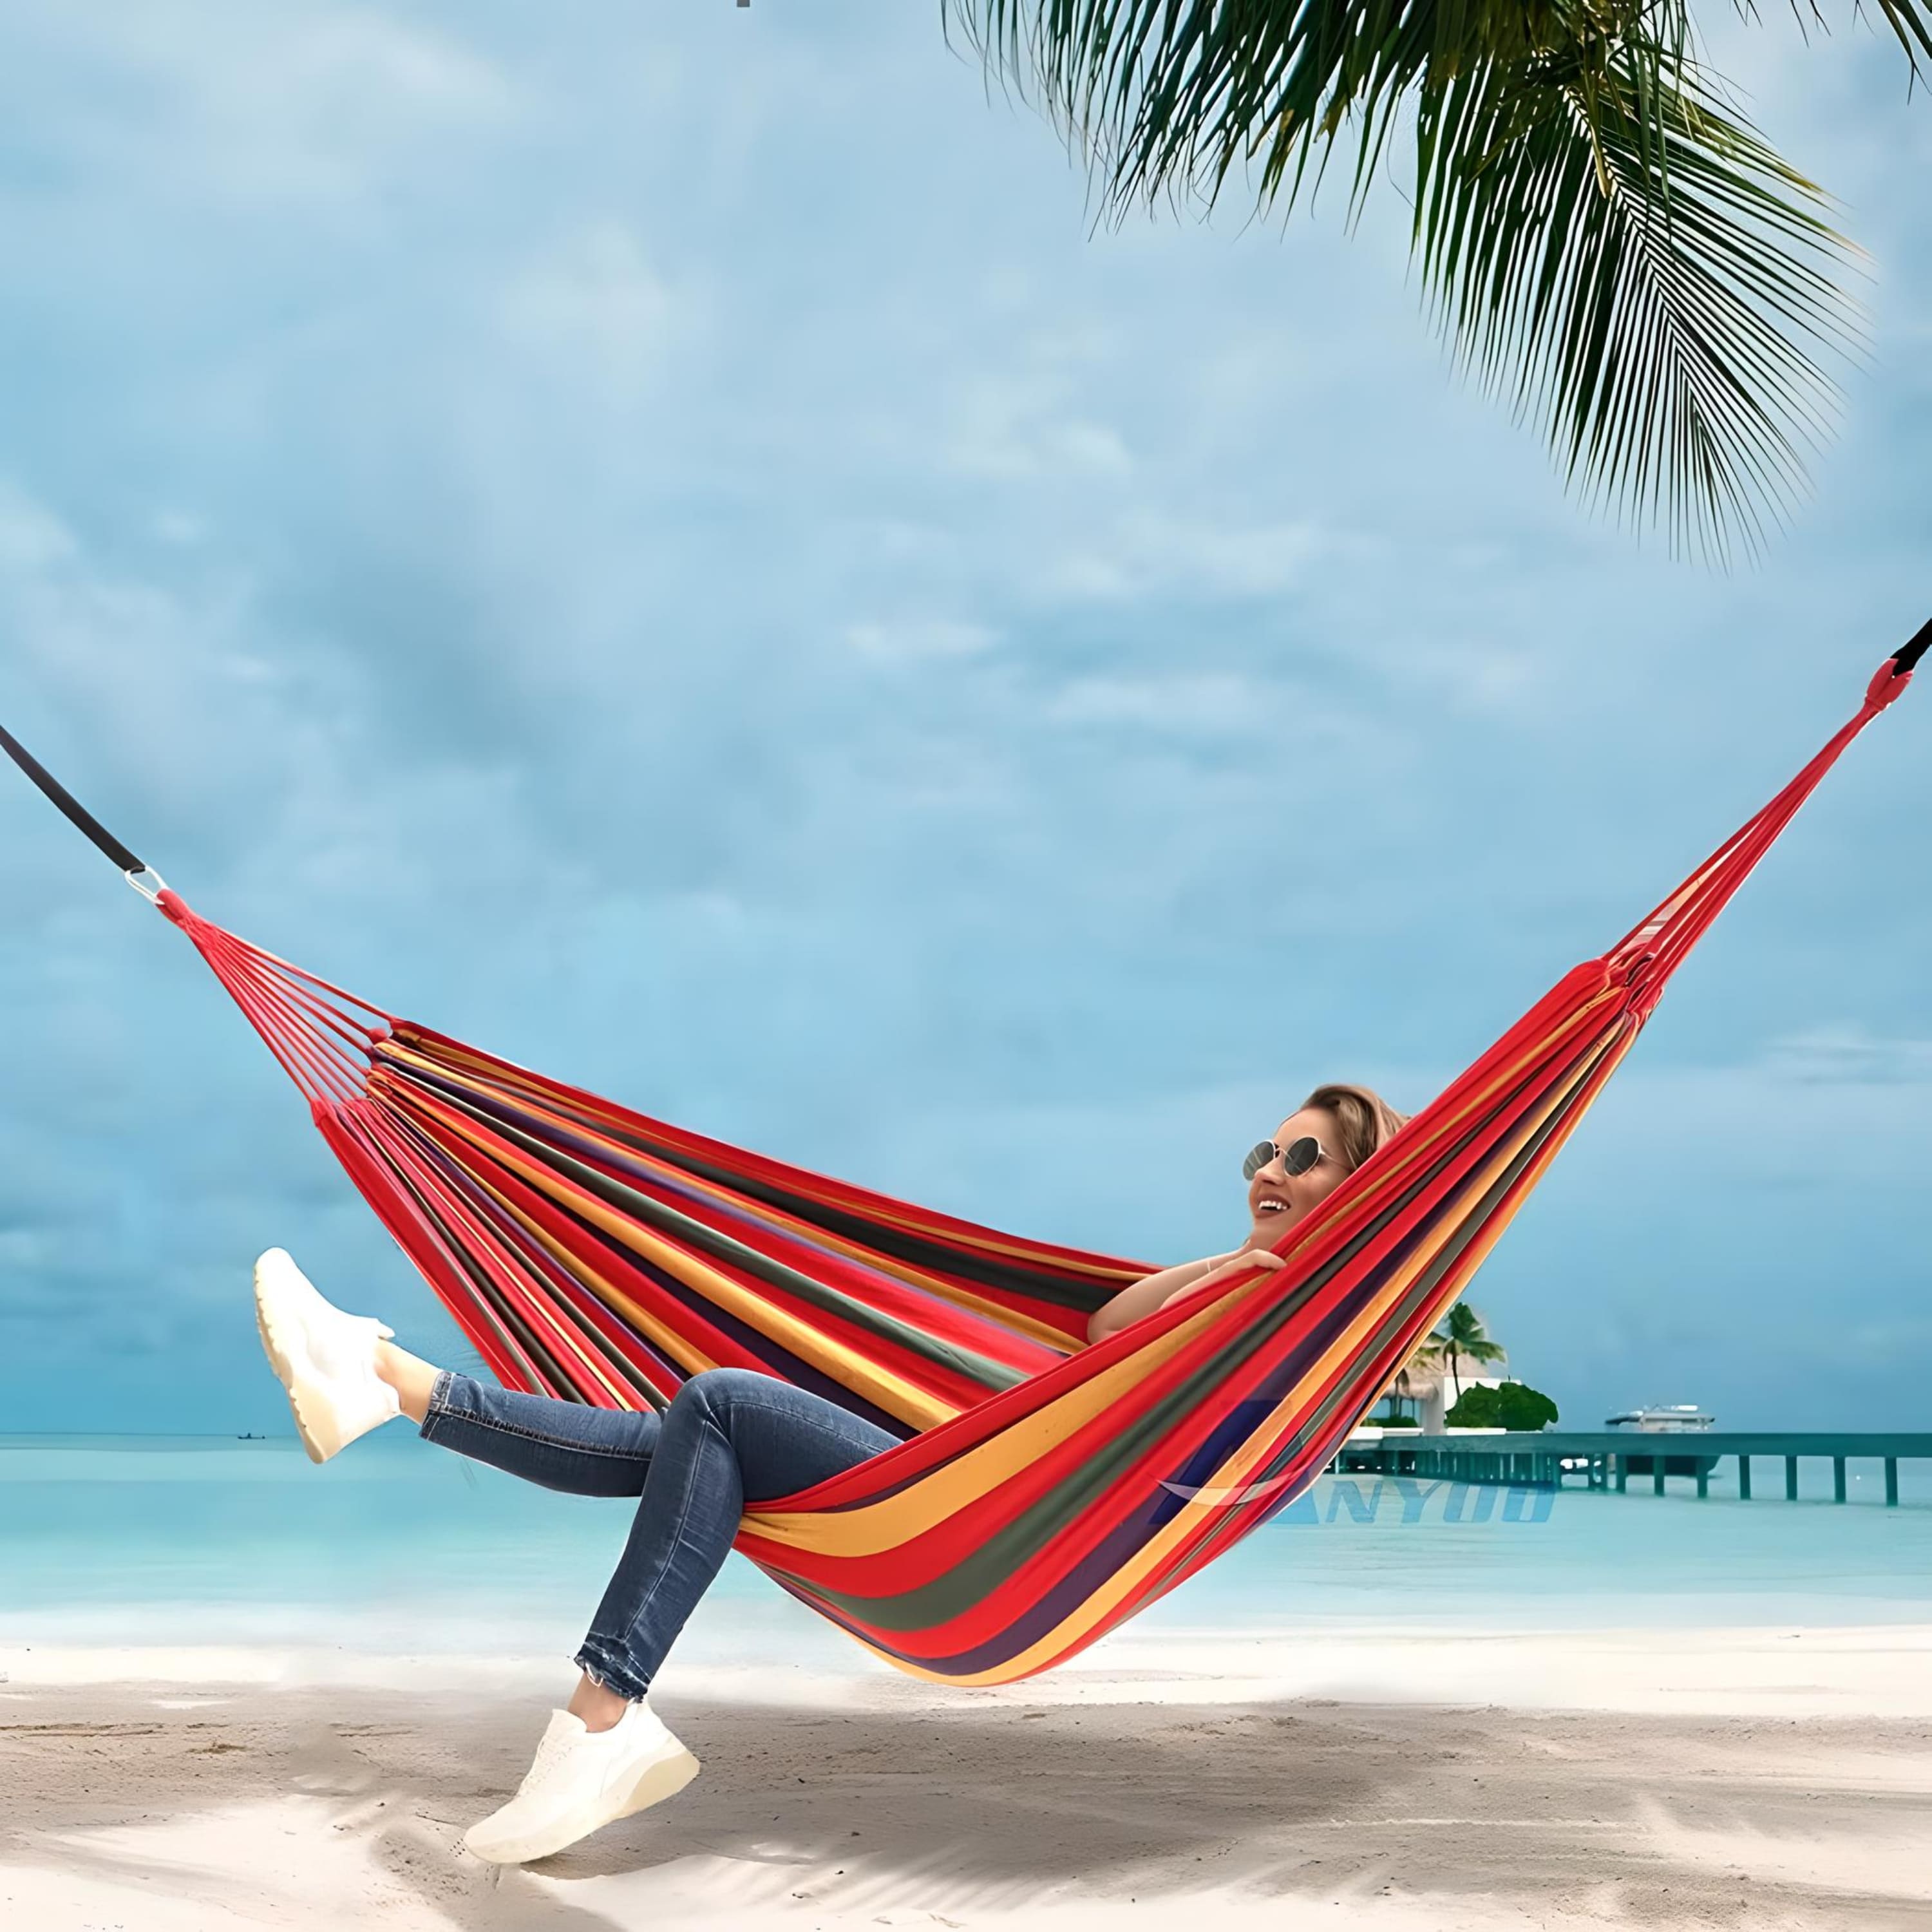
{"left": 0, "top": 480, "right": 285, "bottom": 824}
{"left": 845, "top": 617, "right": 999, "bottom": 663}
{"left": 1535, "top": 1037, "right": 1932, "bottom": 1198}
{"left": 152, "top": 509, "right": 208, "bottom": 547}
{"left": 9, "top": 4, "right": 517, "bottom": 211}
{"left": 1759, "top": 1023, "right": 1932, "bottom": 1086}
{"left": 1046, "top": 670, "right": 1317, "bottom": 738}
{"left": 0, "top": 487, "right": 79, "bottom": 573}
{"left": 1041, "top": 511, "right": 1331, "bottom": 602}
{"left": 1374, "top": 635, "right": 1552, "bottom": 722}
{"left": 945, "top": 372, "right": 1133, "bottom": 480}
{"left": 497, "top": 219, "right": 688, "bottom": 400}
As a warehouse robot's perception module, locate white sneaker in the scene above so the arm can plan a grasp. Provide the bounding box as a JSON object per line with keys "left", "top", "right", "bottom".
{"left": 462, "top": 1698, "right": 700, "bottom": 1865}
{"left": 252, "top": 1247, "right": 401, "bottom": 1464}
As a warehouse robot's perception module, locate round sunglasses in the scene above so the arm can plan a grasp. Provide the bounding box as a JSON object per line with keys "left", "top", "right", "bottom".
{"left": 1243, "top": 1135, "right": 1324, "bottom": 1182}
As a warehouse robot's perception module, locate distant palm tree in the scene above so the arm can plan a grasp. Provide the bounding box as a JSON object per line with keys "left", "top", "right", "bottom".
{"left": 1434, "top": 1302, "right": 1506, "bottom": 1402}
{"left": 1371, "top": 1329, "right": 1448, "bottom": 1419}
{"left": 945, "top": 1, "right": 1929, "bottom": 563}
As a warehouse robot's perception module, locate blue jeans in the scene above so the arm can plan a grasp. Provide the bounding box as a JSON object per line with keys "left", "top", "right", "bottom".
{"left": 419, "top": 1365, "right": 900, "bottom": 1700}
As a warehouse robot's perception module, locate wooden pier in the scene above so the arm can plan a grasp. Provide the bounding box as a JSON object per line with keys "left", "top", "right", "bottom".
{"left": 1332, "top": 1430, "right": 1932, "bottom": 1504}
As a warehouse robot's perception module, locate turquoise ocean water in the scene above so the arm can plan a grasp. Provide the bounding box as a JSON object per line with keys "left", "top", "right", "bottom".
{"left": 3, "top": 1432, "right": 1928, "bottom": 1669}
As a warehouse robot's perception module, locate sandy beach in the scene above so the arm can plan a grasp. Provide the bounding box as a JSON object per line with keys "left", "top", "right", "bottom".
{"left": 5, "top": 1628, "right": 1929, "bottom": 1931}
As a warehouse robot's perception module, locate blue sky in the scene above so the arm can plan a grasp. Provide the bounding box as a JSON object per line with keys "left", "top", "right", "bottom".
{"left": 0, "top": 3, "right": 1926, "bottom": 1435}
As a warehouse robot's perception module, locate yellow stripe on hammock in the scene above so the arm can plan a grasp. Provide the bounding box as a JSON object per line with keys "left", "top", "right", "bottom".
{"left": 376, "top": 1038, "right": 1101, "bottom": 1351}
{"left": 377, "top": 1074, "right": 960, "bottom": 1432}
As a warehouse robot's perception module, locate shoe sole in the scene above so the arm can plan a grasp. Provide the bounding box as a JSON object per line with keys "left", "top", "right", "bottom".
{"left": 252, "top": 1262, "right": 334, "bottom": 1466}
{"left": 614, "top": 1743, "right": 701, "bottom": 1825}
{"left": 465, "top": 1745, "right": 701, "bottom": 1865}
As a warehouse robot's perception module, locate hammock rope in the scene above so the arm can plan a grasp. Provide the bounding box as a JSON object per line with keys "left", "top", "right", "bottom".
{"left": 3, "top": 629, "right": 1923, "bottom": 1685}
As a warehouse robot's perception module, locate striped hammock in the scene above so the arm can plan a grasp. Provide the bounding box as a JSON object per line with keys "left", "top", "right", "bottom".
{"left": 7, "top": 638, "right": 1924, "bottom": 1686}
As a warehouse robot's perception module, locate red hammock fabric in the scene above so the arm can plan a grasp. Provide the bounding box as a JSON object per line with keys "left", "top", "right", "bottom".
{"left": 122, "top": 648, "right": 1916, "bottom": 1683}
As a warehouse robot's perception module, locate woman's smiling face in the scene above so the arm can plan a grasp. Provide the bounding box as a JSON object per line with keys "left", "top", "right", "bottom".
{"left": 1246, "top": 1106, "right": 1350, "bottom": 1234}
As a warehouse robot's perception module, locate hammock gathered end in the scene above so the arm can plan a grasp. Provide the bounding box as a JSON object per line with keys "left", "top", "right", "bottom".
{"left": 2, "top": 636, "right": 1922, "bottom": 1685}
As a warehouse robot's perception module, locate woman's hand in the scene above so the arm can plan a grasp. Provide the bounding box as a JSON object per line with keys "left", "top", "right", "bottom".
{"left": 1158, "top": 1246, "right": 1286, "bottom": 1311}
{"left": 1088, "top": 1239, "right": 1293, "bottom": 1345}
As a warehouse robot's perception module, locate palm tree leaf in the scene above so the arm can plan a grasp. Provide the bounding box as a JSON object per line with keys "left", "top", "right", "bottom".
{"left": 1734, "top": 0, "right": 1932, "bottom": 68}
{"left": 947, "top": 4, "right": 1873, "bottom": 562}
{"left": 1863, "top": 0, "right": 1931, "bottom": 60}
{"left": 1413, "top": 49, "right": 1862, "bottom": 561}
{"left": 942, "top": 0, "right": 1549, "bottom": 224}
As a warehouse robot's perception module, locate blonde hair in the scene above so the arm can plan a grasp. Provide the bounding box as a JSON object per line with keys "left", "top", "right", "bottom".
{"left": 1299, "top": 1083, "right": 1409, "bottom": 1173}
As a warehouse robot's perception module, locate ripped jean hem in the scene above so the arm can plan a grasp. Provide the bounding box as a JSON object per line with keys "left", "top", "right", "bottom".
{"left": 573, "top": 1640, "right": 652, "bottom": 1703}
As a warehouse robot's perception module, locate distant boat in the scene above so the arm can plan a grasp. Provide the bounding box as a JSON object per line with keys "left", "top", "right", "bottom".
{"left": 1605, "top": 1404, "right": 1714, "bottom": 1432}
{"left": 1605, "top": 1404, "right": 1716, "bottom": 1477}
{"left": 235, "top": 1431, "right": 267, "bottom": 1440}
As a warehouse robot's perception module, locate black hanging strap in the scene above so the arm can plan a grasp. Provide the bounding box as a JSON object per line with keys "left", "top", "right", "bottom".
{"left": 1895, "top": 616, "right": 1932, "bottom": 678}
{"left": 0, "top": 722, "right": 147, "bottom": 875}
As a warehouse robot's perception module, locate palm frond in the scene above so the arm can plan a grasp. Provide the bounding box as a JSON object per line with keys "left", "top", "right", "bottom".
{"left": 1732, "top": 0, "right": 1932, "bottom": 71}
{"left": 945, "top": 2, "right": 1875, "bottom": 565}
{"left": 1414, "top": 48, "right": 1862, "bottom": 562}
{"left": 1862, "top": 0, "right": 1932, "bottom": 61}
{"left": 942, "top": 0, "right": 1549, "bottom": 225}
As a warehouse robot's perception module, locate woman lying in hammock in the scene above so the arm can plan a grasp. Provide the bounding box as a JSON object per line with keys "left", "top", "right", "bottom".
{"left": 251, "top": 1079, "right": 1405, "bottom": 1866}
